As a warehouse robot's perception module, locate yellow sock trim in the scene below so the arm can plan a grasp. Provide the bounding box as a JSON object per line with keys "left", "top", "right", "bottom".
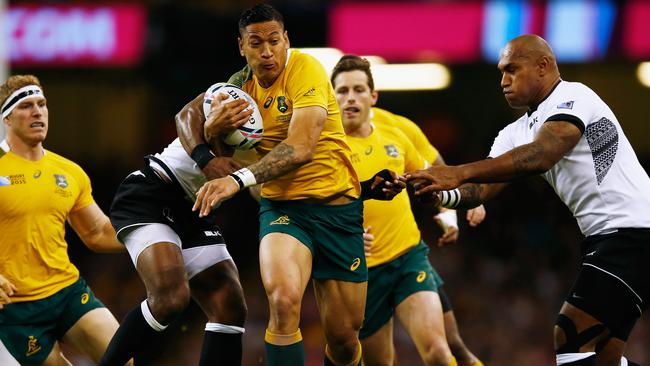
{"left": 264, "top": 328, "right": 302, "bottom": 346}
{"left": 449, "top": 356, "right": 458, "bottom": 366}
{"left": 472, "top": 362, "right": 484, "bottom": 366}
{"left": 325, "top": 341, "right": 362, "bottom": 366}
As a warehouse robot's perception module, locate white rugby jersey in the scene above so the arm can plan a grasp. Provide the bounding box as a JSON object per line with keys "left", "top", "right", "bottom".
{"left": 489, "top": 80, "right": 650, "bottom": 236}
{"left": 154, "top": 138, "right": 206, "bottom": 200}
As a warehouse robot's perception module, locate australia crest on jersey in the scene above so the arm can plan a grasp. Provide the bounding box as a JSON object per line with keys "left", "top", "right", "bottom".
{"left": 384, "top": 144, "right": 399, "bottom": 158}
{"left": 277, "top": 96, "right": 288, "bottom": 113}
{"left": 54, "top": 174, "right": 68, "bottom": 189}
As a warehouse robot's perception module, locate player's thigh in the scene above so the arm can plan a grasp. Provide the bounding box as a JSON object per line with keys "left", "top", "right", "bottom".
{"left": 313, "top": 278, "right": 367, "bottom": 338}
{"left": 259, "top": 232, "right": 313, "bottom": 298}
{"left": 396, "top": 291, "right": 447, "bottom": 351}
{"left": 360, "top": 318, "right": 394, "bottom": 366}
{"left": 41, "top": 342, "right": 72, "bottom": 366}
{"left": 62, "top": 307, "right": 120, "bottom": 363}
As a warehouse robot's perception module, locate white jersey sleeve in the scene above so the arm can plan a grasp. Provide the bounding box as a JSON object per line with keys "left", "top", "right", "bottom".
{"left": 488, "top": 117, "right": 523, "bottom": 158}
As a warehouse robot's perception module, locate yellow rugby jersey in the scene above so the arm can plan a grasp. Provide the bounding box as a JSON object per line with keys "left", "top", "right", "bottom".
{"left": 347, "top": 119, "right": 427, "bottom": 267}
{"left": 0, "top": 144, "right": 94, "bottom": 302}
{"left": 229, "top": 49, "right": 360, "bottom": 200}
{"left": 372, "top": 108, "right": 440, "bottom": 163}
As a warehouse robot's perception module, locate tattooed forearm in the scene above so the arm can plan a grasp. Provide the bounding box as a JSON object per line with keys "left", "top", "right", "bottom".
{"left": 457, "top": 183, "right": 484, "bottom": 209}
{"left": 249, "top": 143, "right": 303, "bottom": 183}
{"left": 511, "top": 143, "right": 546, "bottom": 175}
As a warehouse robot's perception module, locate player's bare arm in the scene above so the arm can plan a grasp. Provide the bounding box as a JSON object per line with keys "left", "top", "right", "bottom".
{"left": 67, "top": 203, "right": 125, "bottom": 253}
{"left": 407, "top": 120, "right": 582, "bottom": 192}
{"left": 193, "top": 105, "right": 326, "bottom": 216}
{"left": 175, "top": 92, "right": 243, "bottom": 180}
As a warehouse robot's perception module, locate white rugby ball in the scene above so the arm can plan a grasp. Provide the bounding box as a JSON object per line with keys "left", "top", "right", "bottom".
{"left": 203, "top": 83, "right": 263, "bottom": 150}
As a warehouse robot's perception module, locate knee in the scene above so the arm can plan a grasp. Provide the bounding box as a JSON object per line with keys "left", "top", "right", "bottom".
{"left": 421, "top": 340, "right": 453, "bottom": 366}
{"left": 148, "top": 281, "right": 190, "bottom": 323}
{"left": 267, "top": 287, "right": 302, "bottom": 321}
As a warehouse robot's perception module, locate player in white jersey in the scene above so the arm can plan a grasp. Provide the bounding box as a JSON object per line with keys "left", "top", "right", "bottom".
{"left": 407, "top": 34, "right": 649, "bottom": 366}
{"left": 99, "top": 133, "right": 247, "bottom": 365}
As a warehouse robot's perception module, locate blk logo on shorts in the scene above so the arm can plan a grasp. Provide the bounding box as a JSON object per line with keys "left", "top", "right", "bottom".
{"left": 416, "top": 271, "right": 427, "bottom": 283}
{"left": 350, "top": 258, "right": 361, "bottom": 271}
{"left": 270, "top": 215, "right": 290, "bottom": 225}
{"left": 26, "top": 335, "right": 41, "bottom": 356}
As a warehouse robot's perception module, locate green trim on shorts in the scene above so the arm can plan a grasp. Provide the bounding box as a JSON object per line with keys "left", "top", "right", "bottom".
{"left": 0, "top": 277, "right": 105, "bottom": 365}
{"left": 259, "top": 198, "right": 367, "bottom": 282}
{"left": 360, "top": 241, "right": 444, "bottom": 339}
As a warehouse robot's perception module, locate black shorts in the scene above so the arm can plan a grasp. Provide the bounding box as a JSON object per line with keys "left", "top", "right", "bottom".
{"left": 110, "top": 157, "right": 226, "bottom": 249}
{"left": 566, "top": 228, "right": 650, "bottom": 340}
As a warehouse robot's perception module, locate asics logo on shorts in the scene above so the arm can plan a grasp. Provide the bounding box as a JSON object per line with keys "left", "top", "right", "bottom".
{"left": 270, "top": 215, "right": 290, "bottom": 225}
{"left": 417, "top": 271, "right": 427, "bottom": 283}
{"left": 350, "top": 257, "right": 361, "bottom": 271}
{"left": 26, "top": 335, "right": 41, "bottom": 356}
{"left": 81, "top": 293, "right": 90, "bottom": 304}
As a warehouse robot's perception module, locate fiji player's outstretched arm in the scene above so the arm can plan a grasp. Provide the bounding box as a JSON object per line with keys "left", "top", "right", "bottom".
{"left": 408, "top": 120, "right": 582, "bottom": 208}
{"left": 175, "top": 92, "right": 248, "bottom": 180}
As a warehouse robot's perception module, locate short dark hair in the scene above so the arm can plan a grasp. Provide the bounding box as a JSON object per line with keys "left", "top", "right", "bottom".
{"left": 238, "top": 4, "right": 284, "bottom": 35}
{"left": 331, "top": 55, "right": 375, "bottom": 91}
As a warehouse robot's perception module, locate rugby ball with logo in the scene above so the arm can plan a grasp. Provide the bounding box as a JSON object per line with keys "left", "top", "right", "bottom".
{"left": 203, "top": 83, "right": 263, "bottom": 150}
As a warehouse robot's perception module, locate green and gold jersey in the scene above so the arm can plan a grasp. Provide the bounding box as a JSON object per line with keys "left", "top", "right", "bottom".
{"left": 346, "top": 117, "right": 428, "bottom": 268}
{"left": 0, "top": 142, "right": 94, "bottom": 302}
{"left": 372, "top": 107, "right": 439, "bottom": 163}
{"left": 229, "top": 49, "right": 360, "bottom": 201}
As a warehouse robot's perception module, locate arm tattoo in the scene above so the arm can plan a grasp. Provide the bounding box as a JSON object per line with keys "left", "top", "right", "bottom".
{"left": 249, "top": 143, "right": 302, "bottom": 183}
{"left": 457, "top": 183, "right": 484, "bottom": 209}
{"left": 511, "top": 143, "right": 545, "bottom": 175}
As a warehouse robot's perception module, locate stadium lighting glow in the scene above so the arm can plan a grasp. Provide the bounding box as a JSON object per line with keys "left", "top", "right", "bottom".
{"left": 637, "top": 62, "right": 650, "bottom": 88}
{"left": 371, "top": 63, "right": 450, "bottom": 91}
{"left": 298, "top": 48, "right": 450, "bottom": 91}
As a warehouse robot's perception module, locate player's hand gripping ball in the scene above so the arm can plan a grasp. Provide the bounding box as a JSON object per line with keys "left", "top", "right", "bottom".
{"left": 203, "top": 83, "right": 264, "bottom": 150}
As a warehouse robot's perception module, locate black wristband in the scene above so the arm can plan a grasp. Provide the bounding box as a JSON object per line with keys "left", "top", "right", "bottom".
{"left": 229, "top": 173, "right": 245, "bottom": 189}
{"left": 190, "top": 143, "right": 215, "bottom": 169}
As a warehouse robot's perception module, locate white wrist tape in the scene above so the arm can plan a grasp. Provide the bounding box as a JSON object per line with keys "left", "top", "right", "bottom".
{"left": 438, "top": 188, "right": 461, "bottom": 208}
{"left": 436, "top": 209, "right": 458, "bottom": 230}
{"left": 229, "top": 167, "right": 257, "bottom": 189}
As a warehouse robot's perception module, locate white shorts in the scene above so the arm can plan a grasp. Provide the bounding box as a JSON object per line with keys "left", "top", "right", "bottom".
{"left": 123, "top": 223, "right": 232, "bottom": 279}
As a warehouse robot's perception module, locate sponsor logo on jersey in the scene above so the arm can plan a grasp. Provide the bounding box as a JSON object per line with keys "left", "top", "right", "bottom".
{"left": 54, "top": 174, "right": 68, "bottom": 188}
{"left": 270, "top": 215, "right": 290, "bottom": 225}
{"left": 26, "top": 335, "right": 41, "bottom": 356}
{"left": 557, "top": 101, "right": 574, "bottom": 109}
{"left": 277, "top": 96, "right": 288, "bottom": 113}
{"left": 350, "top": 153, "right": 361, "bottom": 164}
{"left": 303, "top": 87, "right": 316, "bottom": 97}
{"left": 33, "top": 170, "right": 41, "bottom": 179}
{"left": 384, "top": 144, "right": 399, "bottom": 158}
{"left": 416, "top": 271, "right": 427, "bottom": 283}
{"left": 81, "top": 293, "right": 90, "bottom": 304}
{"left": 263, "top": 96, "right": 274, "bottom": 109}
{"left": 350, "top": 257, "right": 361, "bottom": 271}
{"left": 204, "top": 230, "right": 222, "bottom": 237}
